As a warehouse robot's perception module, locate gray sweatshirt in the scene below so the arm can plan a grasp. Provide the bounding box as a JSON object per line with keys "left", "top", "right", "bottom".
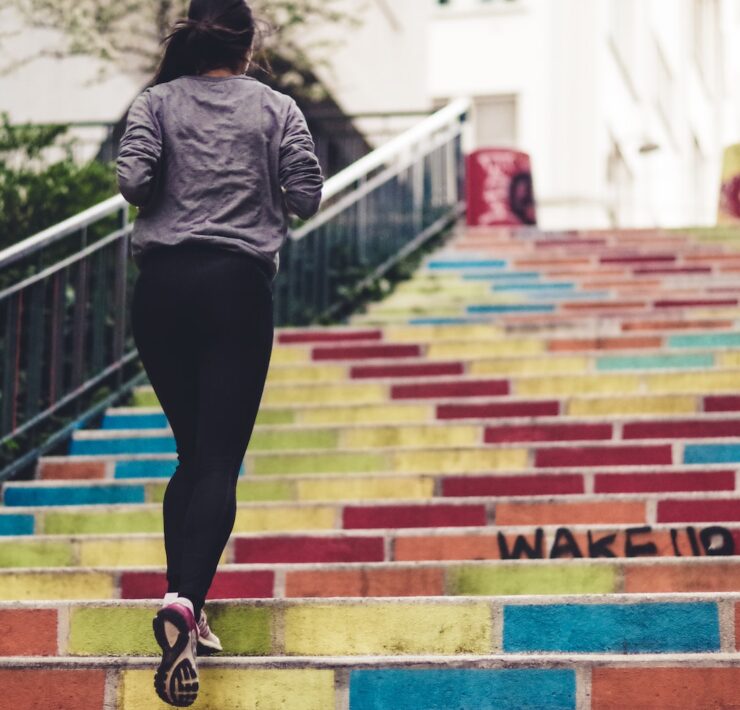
{"left": 116, "top": 74, "right": 325, "bottom": 279}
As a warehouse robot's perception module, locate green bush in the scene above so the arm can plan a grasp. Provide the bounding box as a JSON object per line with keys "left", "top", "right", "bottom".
{"left": 0, "top": 112, "right": 117, "bottom": 249}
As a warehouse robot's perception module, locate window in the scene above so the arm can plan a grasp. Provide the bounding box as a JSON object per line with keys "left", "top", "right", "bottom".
{"left": 609, "top": 0, "right": 638, "bottom": 97}
{"left": 655, "top": 42, "right": 675, "bottom": 141}
{"left": 473, "top": 95, "right": 518, "bottom": 149}
{"left": 692, "top": 0, "right": 720, "bottom": 94}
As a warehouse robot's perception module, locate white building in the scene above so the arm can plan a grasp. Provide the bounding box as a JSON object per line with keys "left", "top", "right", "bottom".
{"left": 2, "top": 0, "right": 739, "bottom": 230}
{"left": 316, "top": 0, "right": 740, "bottom": 229}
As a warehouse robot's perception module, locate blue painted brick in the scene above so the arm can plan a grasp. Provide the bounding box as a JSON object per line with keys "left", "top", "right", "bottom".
{"left": 463, "top": 272, "right": 540, "bottom": 281}
{"left": 349, "top": 669, "right": 576, "bottom": 710}
{"left": 503, "top": 602, "right": 720, "bottom": 653}
{"left": 0, "top": 514, "right": 34, "bottom": 535}
{"left": 113, "top": 459, "right": 246, "bottom": 479}
{"left": 492, "top": 282, "right": 574, "bottom": 292}
{"left": 69, "top": 436, "right": 176, "bottom": 455}
{"left": 101, "top": 413, "right": 169, "bottom": 429}
{"left": 4, "top": 485, "right": 146, "bottom": 507}
{"left": 467, "top": 304, "right": 556, "bottom": 314}
{"left": 427, "top": 260, "right": 507, "bottom": 269}
{"left": 684, "top": 444, "right": 740, "bottom": 464}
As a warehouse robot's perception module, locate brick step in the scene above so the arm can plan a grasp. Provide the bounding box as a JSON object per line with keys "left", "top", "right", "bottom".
{"left": 13, "top": 464, "right": 740, "bottom": 505}
{"left": 6, "top": 557, "right": 740, "bottom": 600}
{"left": 10, "top": 492, "right": 740, "bottom": 535}
{"left": 0, "top": 522, "right": 735, "bottom": 567}
{"left": 6, "top": 655, "right": 740, "bottom": 710}
{"left": 0, "top": 594, "right": 734, "bottom": 658}
{"left": 105, "top": 393, "right": 740, "bottom": 429}
{"left": 32, "top": 438, "right": 740, "bottom": 476}
{"left": 133, "top": 369, "right": 740, "bottom": 408}
{"left": 67, "top": 413, "right": 740, "bottom": 454}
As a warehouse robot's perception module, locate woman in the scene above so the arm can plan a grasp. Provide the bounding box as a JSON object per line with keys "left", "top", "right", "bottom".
{"left": 116, "top": 0, "right": 324, "bottom": 704}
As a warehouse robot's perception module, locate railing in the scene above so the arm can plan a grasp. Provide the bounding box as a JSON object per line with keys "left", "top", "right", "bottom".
{"left": 0, "top": 97, "right": 469, "bottom": 482}
{"left": 273, "top": 97, "right": 469, "bottom": 324}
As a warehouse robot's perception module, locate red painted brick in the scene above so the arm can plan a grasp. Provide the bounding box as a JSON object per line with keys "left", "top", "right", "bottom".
{"left": 442, "top": 474, "right": 584, "bottom": 497}
{"left": 0, "top": 669, "right": 106, "bottom": 708}
{"left": 658, "top": 499, "right": 740, "bottom": 523}
{"left": 312, "top": 344, "right": 420, "bottom": 360}
{"left": 120, "top": 570, "right": 275, "bottom": 599}
{"left": 285, "top": 567, "right": 445, "bottom": 597}
{"left": 278, "top": 330, "right": 382, "bottom": 344}
{"left": 654, "top": 298, "right": 738, "bottom": 308}
{"left": 601, "top": 254, "right": 676, "bottom": 264}
{"left": 535, "top": 444, "right": 673, "bottom": 468}
{"left": 594, "top": 470, "right": 736, "bottom": 494}
{"left": 437, "top": 401, "right": 559, "bottom": 419}
{"left": 535, "top": 239, "right": 606, "bottom": 248}
{"left": 351, "top": 362, "right": 464, "bottom": 379}
{"left": 484, "top": 423, "right": 612, "bottom": 443}
{"left": 705, "top": 396, "right": 740, "bottom": 413}
{"left": 0, "top": 609, "right": 57, "bottom": 655}
{"left": 233, "top": 535, "right": 385, "bottom": 564}
{"left": 343, "top": 504, "right": 487, "bottom": 529}
{"left": 392, "top": 379, "right": 509, "bottom": 400}
{"left": 623, "top": 419, "right": 740, "bottom": 439}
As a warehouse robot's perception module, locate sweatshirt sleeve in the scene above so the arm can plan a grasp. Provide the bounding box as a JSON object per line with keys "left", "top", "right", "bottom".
{"left": 278, "top": 97, "right": 324, "bottom": 220}
{"left": 116, "top": 90, "right": 163, "bottom": 208}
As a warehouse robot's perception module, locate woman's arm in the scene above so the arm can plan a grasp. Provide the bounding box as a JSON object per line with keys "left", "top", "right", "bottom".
{"left": 116, "top": 90, "right": 163, "bottom": 208}
{"left": 278, "top": 97, "right": 324, "bottom": 220}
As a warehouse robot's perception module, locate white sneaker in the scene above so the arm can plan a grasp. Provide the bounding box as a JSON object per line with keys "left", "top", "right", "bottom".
{"left": 152, "top": 596, "right": 199, "bottom": 707}
{"left": 196, "top": 607, "right": 223, "bottom": 655}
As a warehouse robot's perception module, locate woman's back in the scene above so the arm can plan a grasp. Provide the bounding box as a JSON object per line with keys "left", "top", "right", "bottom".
{"left": 117, "top": 73, "right": 324, "bottom": 277}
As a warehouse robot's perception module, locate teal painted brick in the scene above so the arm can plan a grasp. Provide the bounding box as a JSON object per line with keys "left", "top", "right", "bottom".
{"left": 596, "top": 353, "right": 715, "bottom": 371}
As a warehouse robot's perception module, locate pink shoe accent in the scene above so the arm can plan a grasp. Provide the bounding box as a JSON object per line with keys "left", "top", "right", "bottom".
{"left": 165, "top": 602, "right": 197, "bottom": 634}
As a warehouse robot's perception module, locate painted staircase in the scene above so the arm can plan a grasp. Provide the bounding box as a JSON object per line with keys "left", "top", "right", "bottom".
{"left": 5, "top": 225, "right": 740, "bottom": 708}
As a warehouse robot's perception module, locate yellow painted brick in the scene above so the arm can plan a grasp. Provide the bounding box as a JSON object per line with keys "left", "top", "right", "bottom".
{"left": 384, "top": 324, "right": 504, "bottom": 343}
{"left": 269, "top": 347, "right": 311, "bottom": 365}
{"left": 262, "top": 383, "right": 387, "bottom": 406}
{"left": 470, "top": 356, "right": 589, "bottom": 376}
{"left": 646, "top": 370, "right": 740, "bottom": 393}
{"left": 233, "top": 506, "right": 336, "bottom": 532}
{"left": 392, "top": 448, "right": 528, "bottom": 474}
{"left": 567, "top": 395, "right": 698, "bottom": 416}
{"left": 266, "top": 365, "right": 346, "bottom": 384}
{"left": 298, "top": 404, "right": 433, "bottom": 426}
{"left": 119, "top": 669, "right": 335, "bottom": 710}
{"left": 342, "top": 425, "right": 480, "bottom": 449}
{"left": 427, "top": 340, "right": 543, "bottom": 360}
{"left": 516, "top": 374, "right": 642, "bottom": 396}
{"left": 692, "top": 308, "right": 740, "bottom": 320}
{"left": 0, "top": 571, "right": 114, "bottom": 600}
{"left": 79, "top": 539, "right": 168, "bottom": 567}
{"left": 284, "top": 602, "right": 491, "bottom": 655}
{"left": 717, "top": 353, "right": 740, "bottom": 368}
{"left": 296, "top": 477, "right": 434, "bottom": 502}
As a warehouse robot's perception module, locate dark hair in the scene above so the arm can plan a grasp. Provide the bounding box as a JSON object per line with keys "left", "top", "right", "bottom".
{"left": 152, "top": 0, "right": 256, "bottom": 85}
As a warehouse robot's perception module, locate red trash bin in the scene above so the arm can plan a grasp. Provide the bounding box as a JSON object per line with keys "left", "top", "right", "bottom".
{"left": 466, "top": 148, "right": 537, "bottom": 227}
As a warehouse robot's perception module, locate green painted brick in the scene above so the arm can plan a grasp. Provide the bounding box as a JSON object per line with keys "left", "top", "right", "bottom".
{"left": 131, "top": 389, "right": 159, "bottom": 407}
{"left": 69, "top": 605, "right": 272, "bottom": 656}
{"left": 43, "top": 510, "right": 163, "bottom": 534}
{"left": 447, "top": 564, "right": 618, "bottom": 596}
{"left": 0, "top": 540, "right": 73, "bottom": 568}
{"left": 251, "top": 452, "right": 388, "bottom": 476}
{"left": 256, "top": 410, "right": 295, "bottom": 426}
{"left": 251, "top": 429, "right": 339, "bottom": 451}
{"left": 236, "top": 480, "right": 294, "bottom": 502}
{"left": 596, "top": 354, "right": 715, "bottom": 371}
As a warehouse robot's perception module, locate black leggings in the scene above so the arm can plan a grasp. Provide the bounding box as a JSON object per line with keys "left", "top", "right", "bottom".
{"left": 131, "top": 241, "right": 274, "bottom": 620}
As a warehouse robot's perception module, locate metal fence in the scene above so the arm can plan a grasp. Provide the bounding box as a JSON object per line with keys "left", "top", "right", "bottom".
{"left": 0, "top": 97, "right": 469, "bottom": 482}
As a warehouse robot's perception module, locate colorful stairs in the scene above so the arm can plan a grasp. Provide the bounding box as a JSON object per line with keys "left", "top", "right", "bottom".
{"left": 6, "top": 226, "right": 740, "bottom": 707}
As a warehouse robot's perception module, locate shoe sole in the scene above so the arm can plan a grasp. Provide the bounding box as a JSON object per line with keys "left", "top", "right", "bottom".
{"left": 153, "top": 607, "right": 199, "bottom": 707}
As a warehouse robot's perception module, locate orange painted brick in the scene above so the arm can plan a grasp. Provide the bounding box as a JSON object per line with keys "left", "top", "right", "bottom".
{"left": 514, "top": 257, "right": 591, "bottom": 267}
{"left": 548, "top": 336, "right": 662, "bottom": 352}
{"left": 394, "top": 534, "right": 501, "bottom": 561}
{"left": 284, "top": 567, "right": 445, "bottom": 597}
{"left": 495, "top": 501, "right": 646, "bottom": 526}
{"left": 592, "top": 667, "right": 740, "bottom": 710}
{"left": 39, "top": 460, "right": 106, "bottom": 480}
{"left": 625, "top": 563, "right": 740, "bottom": 593}
{"left": 0, "top": 669, "right": 106, "bottom": 708}
{"left": 0, "top": 609, "right": 58, "bottom": 655}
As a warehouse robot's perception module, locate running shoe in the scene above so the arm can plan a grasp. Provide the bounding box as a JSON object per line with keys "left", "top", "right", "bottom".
{"left": 196, "top": 607, "right": 223, "bottom": 655}
{"left": 152, "top": 597, "right": 199, "bottom": 707}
